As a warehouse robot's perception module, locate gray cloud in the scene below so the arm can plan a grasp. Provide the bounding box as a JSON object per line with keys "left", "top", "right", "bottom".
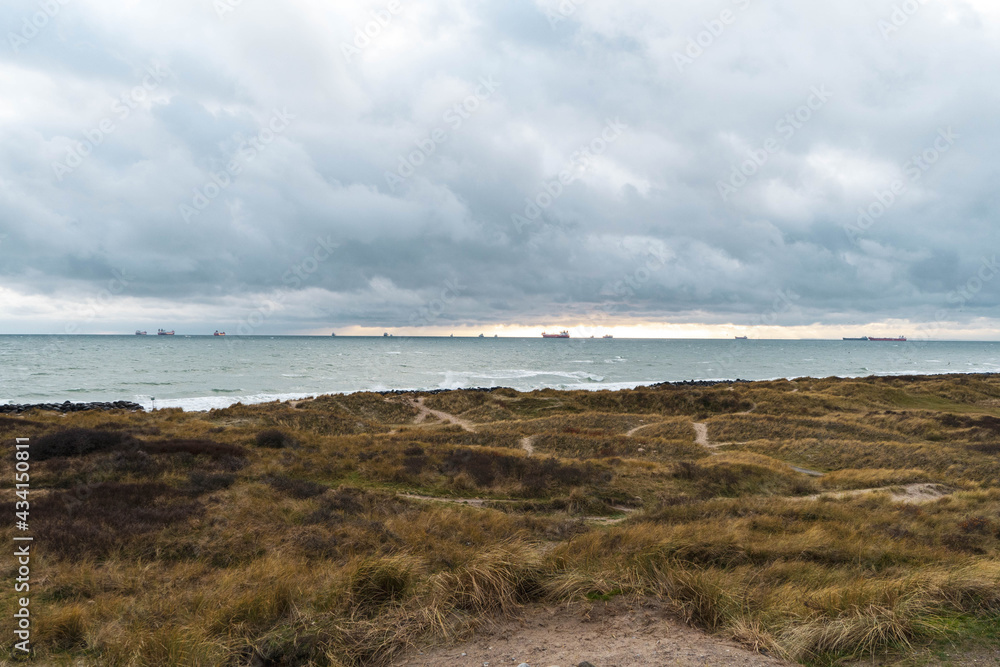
{"left": 1, "top": 0, "right": 999, "bottom": 335}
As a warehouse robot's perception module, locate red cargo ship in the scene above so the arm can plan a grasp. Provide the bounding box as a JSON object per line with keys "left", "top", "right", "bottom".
{"left": 541, "top": 330, "right": 570, "bottom": 338}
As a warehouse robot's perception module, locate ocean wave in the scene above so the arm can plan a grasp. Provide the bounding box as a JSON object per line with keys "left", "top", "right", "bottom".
{"left": 436, "top": 369, "right": 606, "bottom": 388}
{"left": 138, "top": 392, "right": 317, "bottom": 412}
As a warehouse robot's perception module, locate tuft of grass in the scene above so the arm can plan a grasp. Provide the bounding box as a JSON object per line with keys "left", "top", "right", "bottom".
{"left": 430, "top": 545, "right": 546, "bottom": 616}
{"left": 38, "top": 603, "right": 89, "bottom": 651}
{"left": 348, "top": 556, "right": 416, "bottom": 615}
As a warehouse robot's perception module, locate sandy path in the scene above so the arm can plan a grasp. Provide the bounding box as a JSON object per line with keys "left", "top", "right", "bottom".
{"left": 626, "top": 421, "right": 657, "bottom": 436}
{"left": 399, "top": 493, "right": 493, "bottom": 508}
{"left": 394, "top": 599, "right": 793, "bottom": 667}
{"left": 408, "top": 397, "right": 477, "bottom": 432}
{"left": 692, "top": 422, "right": 709, "bottom": 447}
{"left": 693, "top": 421, "right": 826, "bottom": 477}
{"left": 802, "top": 482, "right": 950, "bottom": 504}
{"left": 520, "top": 434, "right": 536, "bottom": 456}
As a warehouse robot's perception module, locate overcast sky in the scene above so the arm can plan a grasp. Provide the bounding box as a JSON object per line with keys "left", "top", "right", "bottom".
{"left": 1, "top": 0, "right": 998, "bottom": 338}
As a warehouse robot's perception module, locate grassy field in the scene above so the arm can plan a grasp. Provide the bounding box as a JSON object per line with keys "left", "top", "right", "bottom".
{"left": 3, "top": 374, "right": 1000, "bottom": 665}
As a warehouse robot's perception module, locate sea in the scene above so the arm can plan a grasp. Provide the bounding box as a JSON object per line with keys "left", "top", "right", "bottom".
{"left": 2, "top": 335, "right": 999, "bottom": 411}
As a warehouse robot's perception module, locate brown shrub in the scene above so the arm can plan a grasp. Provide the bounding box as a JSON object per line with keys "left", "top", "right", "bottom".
{"left": 402, "top": 453, "right": 427, "bottom": 475}
{"left": 106, "top": 449, "right": 162, "bottom": 477}
{"left": 187, "top": 471, "right": 237, "bottom": 495}
{"left": 32, "top": 482, "right": 202, "bottom": 558}
{"left": 264, "top": 474, "right": 328, "bottom": 499}
{"left": 959, "top": 516, "right": 992, "bottom": 534}
{"left": 440, "top": 448, "right": 609, "bottom": 495}
{"left": 33, "top": 428, "right": 134, "bottom": 460}
{"left": 255, "top": 429, "right": 297, "bottom": 449}
{"left": 0, "top": 415, "right": 43, "bottom": 432}
{"left": 669, "top": 460, "right": 813, "bottom": 498}
{"left": 142, "top": 439, "right": 247, "bottom": 459}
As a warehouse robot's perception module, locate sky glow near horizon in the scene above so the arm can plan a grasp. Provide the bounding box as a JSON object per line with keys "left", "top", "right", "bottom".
{"left": 1, "top": 0, "right": 999, "bottom": 338}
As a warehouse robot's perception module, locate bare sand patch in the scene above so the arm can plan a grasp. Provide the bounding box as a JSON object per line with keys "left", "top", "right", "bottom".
{"left": 395, "top": 599, "right": 794, "bottom": 667}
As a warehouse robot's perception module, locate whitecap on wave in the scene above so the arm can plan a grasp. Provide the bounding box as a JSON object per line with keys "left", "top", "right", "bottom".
{"left": 135, "top": 392, "right": 317, "bottom": 412}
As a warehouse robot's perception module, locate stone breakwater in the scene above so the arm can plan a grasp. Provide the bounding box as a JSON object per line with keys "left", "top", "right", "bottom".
{"left": 0, "top": 401, "right": 144, "bottom": 414}
{"left": 650, "top": 379, "right": 749, "bottom": 387}
{"left": 376, "top": 387, "right": 505, "bottom": 396}
{"left": 376, "top": 380, "right": 751, "bottom": 396}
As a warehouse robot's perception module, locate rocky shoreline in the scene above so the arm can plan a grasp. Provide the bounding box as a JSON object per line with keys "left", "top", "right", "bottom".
{"left": 0, "top": 400, "right": 144, "bottom": 414}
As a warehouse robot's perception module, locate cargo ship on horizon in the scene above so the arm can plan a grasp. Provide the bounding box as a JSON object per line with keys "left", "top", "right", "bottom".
{"left": 868, "top": 336, "right": 906, "bottom": 342}
{"left": 542, "top": 331, "right": 570, "bottom": 338}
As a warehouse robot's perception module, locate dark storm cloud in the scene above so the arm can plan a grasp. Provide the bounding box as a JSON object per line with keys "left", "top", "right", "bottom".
{"left": 1, "top": 0, "right": 999, "bottom": 334}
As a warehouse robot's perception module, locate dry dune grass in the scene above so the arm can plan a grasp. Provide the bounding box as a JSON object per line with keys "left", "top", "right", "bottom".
{"left": 2, "top": 374, "right": 1000, "bottom": 664}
